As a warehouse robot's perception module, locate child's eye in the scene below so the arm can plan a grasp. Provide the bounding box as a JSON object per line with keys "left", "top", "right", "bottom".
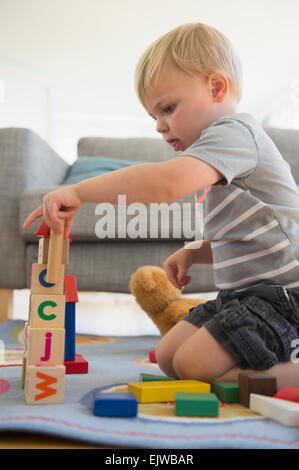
{"left": 163, "top": 105, "right": 175, "bottom": 114}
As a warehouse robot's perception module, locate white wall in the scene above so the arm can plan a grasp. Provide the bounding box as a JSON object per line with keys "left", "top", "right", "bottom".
{"left": 0, "top": 0, "right": 299, "bottom": 162}
{"left": 0, "top": 58, "right": 50, "bottom": 140}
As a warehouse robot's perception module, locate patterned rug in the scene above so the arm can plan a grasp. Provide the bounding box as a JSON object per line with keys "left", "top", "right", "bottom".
{"left": 0, "top": 320, "right": 299, "bottom": 449}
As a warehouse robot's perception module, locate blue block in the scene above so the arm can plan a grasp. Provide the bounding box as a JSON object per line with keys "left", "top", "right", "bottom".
{"left": 64, "top": 302, "right": 76, "bottom": 361}
{"left": 93, "top": 392, "right": 138, "bottom": 417}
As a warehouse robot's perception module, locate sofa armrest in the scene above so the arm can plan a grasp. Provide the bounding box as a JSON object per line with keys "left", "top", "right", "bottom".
{"left": 0, "top": 128, "right": 69, "bottom": 289}
{"left": 0, "top": 128, "right": 69, "bottom": 200}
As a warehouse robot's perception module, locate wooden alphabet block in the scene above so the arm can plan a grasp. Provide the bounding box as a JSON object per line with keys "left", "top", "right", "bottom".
{"left": 25, "top": 364, "right": 65, "bottom": 404}
{"left": 128, "top": 380, "right": 210, "bottom": 403}
{"left": 38, "top": 236, "right": 69, "bottom": 265}
{"left": 238, "top": 371, "right": 277, "bottom": 408}
{"left": 30, "top": 293, "right": 66, "bottom": 328}
{"left": 31, "top": 263, "right": 65, "bottom": 295}
{"left": 27, "top": 326, "right": 65, "bottom": 366}
{"left": 250, "top": 393, "right": 299, "bottom": 426}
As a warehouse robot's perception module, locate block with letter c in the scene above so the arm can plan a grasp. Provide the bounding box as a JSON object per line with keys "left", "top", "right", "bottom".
{"left": 30, "top": 294, "right": 66, "bottom": 328}
{"left": 31, "top": 263, "right": 65, "bottom": 295}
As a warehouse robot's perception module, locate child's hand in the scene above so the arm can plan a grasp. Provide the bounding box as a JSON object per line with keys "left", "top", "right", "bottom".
{"left": 23, "top": 186, "right": 83, "bottom": 239}
{"left": 162, "top": 247, "right": 196, "bottom": 290}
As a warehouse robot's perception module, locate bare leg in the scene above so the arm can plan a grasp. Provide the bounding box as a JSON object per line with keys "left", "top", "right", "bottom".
{"left": 215, "top": 361, "right": 299, "bottom": 389}
{"left": 155, "top": 320, "right": 199, "bottom": 378}
{"left": 173, "top": 326, "right": 238, "bottom": 382}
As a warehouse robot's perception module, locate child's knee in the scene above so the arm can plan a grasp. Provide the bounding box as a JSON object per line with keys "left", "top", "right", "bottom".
{"left": 172, "top": 350, "right": 197, "bottom": 381}
{"left": 155, "top": 338, "right": 176, "bottom": 377}
{"left": 173, "top": 348, "right": 215, "bottom": 383}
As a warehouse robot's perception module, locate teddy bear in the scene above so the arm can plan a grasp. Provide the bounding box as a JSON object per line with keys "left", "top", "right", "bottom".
{"left": 129, "top": 265, "right": 206, "bottom": 336}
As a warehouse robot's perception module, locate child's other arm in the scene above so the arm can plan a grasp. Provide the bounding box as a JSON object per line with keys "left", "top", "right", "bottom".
{"left": 163, "top": 241, "right": 213, "bottom": 289}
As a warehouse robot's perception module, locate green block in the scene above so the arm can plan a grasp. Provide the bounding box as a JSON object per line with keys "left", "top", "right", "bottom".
{"left": 175, "top": 392, "right": 219, "bottom": 417}
{"left": 212, "top": 381, "right": 239, "bottom": 403}
{"left": 139, "top": 373, "right": 176, "bottom": 382}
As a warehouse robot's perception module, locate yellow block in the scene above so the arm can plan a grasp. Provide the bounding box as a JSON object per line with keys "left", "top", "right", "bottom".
{"left": 128, "top": 380, "right": 210, "bottom": 403}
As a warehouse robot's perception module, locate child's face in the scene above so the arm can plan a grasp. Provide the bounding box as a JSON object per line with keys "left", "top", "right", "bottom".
{"left": 143, "top": 65, "right": 234, "bottom": 152}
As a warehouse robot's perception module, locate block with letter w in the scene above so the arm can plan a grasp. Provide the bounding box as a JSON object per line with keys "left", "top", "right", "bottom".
{"left": 25, "top": 365, "right": 65, "bottom": 404}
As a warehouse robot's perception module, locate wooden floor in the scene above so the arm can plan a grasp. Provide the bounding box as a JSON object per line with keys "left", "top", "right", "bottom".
{"left": 0, "top": 431, "right": 115, "bottom": 449}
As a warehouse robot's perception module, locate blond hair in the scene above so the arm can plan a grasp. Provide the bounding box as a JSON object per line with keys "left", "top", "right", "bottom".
{"left": 134, "top": 22, "right": 242, "bottom": 105}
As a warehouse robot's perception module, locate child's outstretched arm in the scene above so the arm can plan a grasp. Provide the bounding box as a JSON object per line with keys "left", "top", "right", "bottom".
{"left": 23, "top": 156, "right": 222, "bottom": 238}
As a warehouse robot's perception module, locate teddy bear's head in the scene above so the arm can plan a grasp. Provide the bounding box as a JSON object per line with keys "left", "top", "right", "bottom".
{"left": 129, "top": 265, "right": 181, "bottom": 316}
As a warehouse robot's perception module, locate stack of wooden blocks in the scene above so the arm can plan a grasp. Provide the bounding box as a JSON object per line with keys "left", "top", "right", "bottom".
{"left": 22, "top": 219, "right": 87, "bottom": 405}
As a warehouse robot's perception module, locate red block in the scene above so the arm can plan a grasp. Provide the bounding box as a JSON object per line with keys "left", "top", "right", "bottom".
{"left": 35, "top": 220, "right": 50, "bottom": 237}
{"left": 273, "top": 386, "right": 299, "bottom": 403}
{"left": 35, "top": 219, "right": 72, "bottom": 241}
{"left": 149, "top": 350, "right": 157, "bottom": 363}
{"left": 64, "top": 275, "right": 79, "bottom": 303}
{"left": 64, "top": 354, "right": 88, "bottom": 374}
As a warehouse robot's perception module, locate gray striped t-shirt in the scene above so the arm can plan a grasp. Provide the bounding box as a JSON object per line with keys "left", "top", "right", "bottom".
{"left": 183, "top": 113, "right": 299, "bottom": 291}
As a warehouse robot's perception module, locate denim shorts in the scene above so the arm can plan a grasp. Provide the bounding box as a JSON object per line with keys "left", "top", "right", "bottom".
{"left": 183, "top": 283, "right": 299, "bottom": 370}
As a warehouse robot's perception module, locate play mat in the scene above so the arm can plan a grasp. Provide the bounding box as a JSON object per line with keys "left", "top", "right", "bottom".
{"left": 1, "top": 320, "right": 299, "bottom": 449}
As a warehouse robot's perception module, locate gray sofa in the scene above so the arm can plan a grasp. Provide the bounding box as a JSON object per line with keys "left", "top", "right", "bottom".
{"left": 0, "top": 126, "right": 299, "bottom": 321}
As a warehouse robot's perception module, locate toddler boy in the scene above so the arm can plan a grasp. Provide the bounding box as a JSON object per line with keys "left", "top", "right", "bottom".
{"left": 23, "top": 23, "right": 299, "bottom": 387}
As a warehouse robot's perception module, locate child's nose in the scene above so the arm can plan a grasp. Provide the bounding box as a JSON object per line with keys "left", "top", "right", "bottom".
{"left": 156, "top": 118, "right": 168, "bottom": 134}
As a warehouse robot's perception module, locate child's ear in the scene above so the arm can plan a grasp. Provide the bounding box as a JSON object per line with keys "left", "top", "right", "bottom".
{"left": 209, "top": 72, "right": 229, "bottom": 102}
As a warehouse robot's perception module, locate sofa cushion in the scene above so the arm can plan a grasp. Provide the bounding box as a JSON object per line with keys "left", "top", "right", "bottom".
{"left": 62, "top": 156, "right": 151, "bottom": 185}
